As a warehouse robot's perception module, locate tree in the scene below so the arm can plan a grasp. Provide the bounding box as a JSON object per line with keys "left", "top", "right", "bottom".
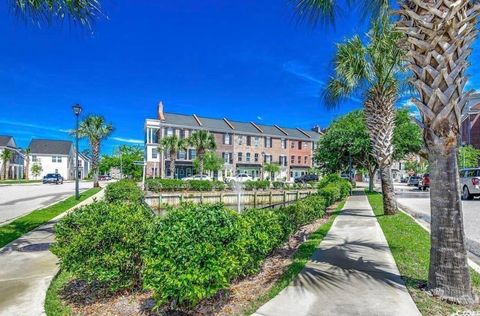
{"left": 24, "top": 148, "right": 31, "bottom": 181}
{"left": 31, "top": 163, "right": 42, "bottom": 179}
{"left": 99, "top": 146, "right": 144, "bottom": 179}
{"left": 188, "top": 130, "right": 216, "bottom": 178}
{"left": 193, "top": 151, "right": 224, "bottom": 178}
{"left": 12, "top": 0, "right": 102, "bottom": 26}
{"left": 76, "top": 115, "right": 113, "bottom": 188}
{"left": 160, "top": 136, "right": 188, "bottom": 179}
{"left": 1, "top": 150, "right": 12, "bottom": 180}
{"left": 325, "top": 16, "right": 404, "bottom": 215}
{"left": 294, "top": 0, "right": 479, "bottom": 304}
{"left": 263, "top": 163, "right": 281, "bottom": 181}
{"left": 393, "top": 108, "right": 423, "bottom": 161}
{"left": 459, "top": 145, "right": 480, "bottom": 169}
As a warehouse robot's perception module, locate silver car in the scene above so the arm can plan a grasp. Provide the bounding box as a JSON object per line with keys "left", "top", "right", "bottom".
{"left": 460, "top": 168, "right": 480, "bottom": 200}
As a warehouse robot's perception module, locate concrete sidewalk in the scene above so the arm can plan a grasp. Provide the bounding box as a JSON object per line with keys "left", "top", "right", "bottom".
{"left": 0, "top": 189, "right": 104, "bottom": 316}
{"left": 253, "top": 190, "right": 420, "bottom": 316}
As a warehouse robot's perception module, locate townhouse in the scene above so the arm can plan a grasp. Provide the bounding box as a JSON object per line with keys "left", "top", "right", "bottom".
{"left": 145, "top": 102, "right": 322, "bottom": 181}
{"left": 461, "top": 92, "right": 480, "bottom": 149}
{"left": 0, "top": 135, "right": 25, "bottom": 180}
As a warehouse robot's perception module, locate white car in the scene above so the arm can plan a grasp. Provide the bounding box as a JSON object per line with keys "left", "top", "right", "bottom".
{"left": 182, "top": 174, "right": 212, "bottom": 181}
{"left": 460, "top": 168, "right": 480, "bottom": 200}
{"left": 225, "top": 174, "right": 253, "bottom": 184}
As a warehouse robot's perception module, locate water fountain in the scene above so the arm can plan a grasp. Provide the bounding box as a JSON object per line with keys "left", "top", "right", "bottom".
{"left": 233, "top": 181, "right": 244, "bottom": 213}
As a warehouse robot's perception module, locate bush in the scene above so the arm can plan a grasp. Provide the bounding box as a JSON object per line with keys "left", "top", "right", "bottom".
{"left": 105, "top": 179, "right": 143, "bottom": 203}
{"left": 244, "top": 180, "right": 270, "bottom": 191}
{"left": 212, "top": 180, "right": 226, "bottom": 191}
{"left": 317, "top": 174, "right": 351, "bottom": 205}
{"left": 188, "top": 180, "right": 213, "bottom": 191}
{"left": 143, "top": 203, "right": 246, "bottom": 307}
{"left": 52, "top": 202, "right": 154, "bottom": 292}
{"left": 318, "top": 174, "right": 344, "bottom": 189}
{"left": 146, "top": 178, "right": 185, "bottom": 192}
{"left": 272, "top": 181, "right": 285, "bottom": 189}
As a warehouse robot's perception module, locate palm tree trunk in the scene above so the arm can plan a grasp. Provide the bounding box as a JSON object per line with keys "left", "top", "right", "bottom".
{"left": 92, "top": 142, "right": 100, "bottom": 188}
{"left": 379, "top": 164, "right": 397, "bottom": 215}
{"left": 428, "top": 143, "right": 474, "bottom": 304}
{"left": 368, "top": 166, "right": 377, "bottom": 192}
{"left": 398, "top": 0, "right": 478, "bottom": 303}
{"left": 170, "top": 152, "right": 176, "bottom": 179}
{"left": 25, "top": 158, "right": 30, "bottom": 181}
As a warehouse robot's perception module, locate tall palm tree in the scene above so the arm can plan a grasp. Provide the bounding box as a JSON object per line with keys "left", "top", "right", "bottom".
{"left": 24, "top": 148, "right": 31, "bottom": 181}
{"left": 325, "top": 17, "right": 404, "bottom": 215}
{"left": 1, "top": 150, "right": 12, "bottom": 180}
{"left": 11, "top": 0, "right": 102, "bottom": 26}
{"left": 77, "top": 115, "right": 113, "bottom": 188}
{"left": 160, "top": 136, "right": 188, "bottom": 179}
{"left": 188, "top": 130, "right": 216, "bottom": 178}
{"left": 294, "top": 0, "right": 478, "bottom": 304}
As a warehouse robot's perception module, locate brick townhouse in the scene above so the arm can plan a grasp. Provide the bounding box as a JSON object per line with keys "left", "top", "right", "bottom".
{"left": 461, "top": 92, "right": 480, "bottom": 149}
{"left": 144, "top": 102, "right": 322, "bottom": 181}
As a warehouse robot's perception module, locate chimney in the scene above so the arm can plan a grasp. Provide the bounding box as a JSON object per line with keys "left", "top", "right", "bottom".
{"left": 158, "top": 101, "right": 165, "bottom": 121}
{"left": 311, "top": 125, "right": 322, "bottom": 133}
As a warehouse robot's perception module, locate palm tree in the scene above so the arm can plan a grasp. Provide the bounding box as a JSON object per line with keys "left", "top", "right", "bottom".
{"left": 160, "top": 136, "right": 188, "bottom": 179}
{"left": 294, "top": 0, "right": 478, "bottom": 304}
{"left": 1, "top": 150, "right": 12, "bottom": 180}
{"left": 77, "top": 115, "right": 113, "bottom": 188}
{"left": 263, "top": 163, "right": 280, "bottom": 181}
{"left": 11, "top": 0, "right": 102, "bottom": 26}
{"left": 325, "top": 17, "right": 403, "bottom": 215}
{"left": 24, "top": 148, "right": 31, "bottom": 181}
{"left": 188, "top": 130, "right": 216, "bottom": 178}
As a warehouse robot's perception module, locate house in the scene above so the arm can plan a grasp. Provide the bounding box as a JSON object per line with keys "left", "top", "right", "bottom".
{"left": 27, "top": 139, "right": 91, "bottom": 180}
{"left": 461, "top": 92, "right": 480, "bottom": 149}
{"left": 144, "top": 102, "right": 322, "bottom": 181}
{"left": 0, "top": 135, "right": 25, "bottom": 180}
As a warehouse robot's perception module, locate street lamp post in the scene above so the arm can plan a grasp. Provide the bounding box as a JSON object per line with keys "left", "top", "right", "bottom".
{"left": 72, "top": 104, "right": 82, "bottom": 200}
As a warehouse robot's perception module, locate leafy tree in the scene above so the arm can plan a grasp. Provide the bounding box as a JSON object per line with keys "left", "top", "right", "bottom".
{"left": 31, "top": 163, "right": 43, "bottom": 179}
{"left": 263, "top": 163, "right": 281, "bottom": 181}
{"left": 393, "top": 108, "right": 423, "bottom": 161}
{"left": 188, "top": 130, "right": 216, "bottom": 178}
{"left": 76, "top": 115, "right": 113, "bottom": 188}
{"left": 99, "top": 146, "right": 144, "bottom": 180}
{"left": 160, "top": 136, "right": 188, "bottom": 179}
{"left": 193, "top": 151, "right": 224, "bottom": 177}
{"left": 294, "top": 0, "right": 478, "bottom": 304}
{"left": 1, "top": 150, "right": 12, "bottom": 180}
{"left": 325, "top": 16, "right": 404, "bottom": 215}
{"left": 459, "top": 145, "right": 480, "bottom": 169}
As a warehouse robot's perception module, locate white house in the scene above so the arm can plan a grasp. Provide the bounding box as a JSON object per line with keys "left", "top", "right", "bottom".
{"left": 27, "top": 139, "right": 91, "bottom": 180}
{"left": 0, "top": 135, "right": 25, "bottom": 180}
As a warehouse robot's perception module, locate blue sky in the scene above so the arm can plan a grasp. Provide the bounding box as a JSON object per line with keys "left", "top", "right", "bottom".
{"left": 1, "top": 1, "right": 477, "bottom": 154}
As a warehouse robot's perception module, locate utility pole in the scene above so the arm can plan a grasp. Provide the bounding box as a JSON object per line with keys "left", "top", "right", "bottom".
{"left": 72, "top": 104, "right": 82, "bottom": 200}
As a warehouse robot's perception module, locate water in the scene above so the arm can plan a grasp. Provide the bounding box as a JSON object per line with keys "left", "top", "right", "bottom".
{"left": 233, "top": 181, "right": 244, "bottom": 213}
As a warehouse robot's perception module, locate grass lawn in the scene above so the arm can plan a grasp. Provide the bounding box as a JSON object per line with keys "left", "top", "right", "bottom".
{"left": 242, "top": 199, "right": 346, "bottom": 315}
{"left": 0, "top": 180, "right": 42, "bottom": 184}
{"left": 0, "top": 187, "right": 102, "bottom": 248}
{"left": 366, "top": 191, "right": 480, "bottom": 316}
{"left": 45, "top": 271, "right": 73, "bottom": 316}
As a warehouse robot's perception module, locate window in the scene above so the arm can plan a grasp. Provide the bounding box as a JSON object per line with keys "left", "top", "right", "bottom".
{"left": 254, "top": 153, "right": 259, "bottom": 162}
{"left": 246, "top": 136, "right": 252, "bottom": 146}
{"left": 238, "top": 136, "right": 244, "bottom": 145}
{"left": 166, "top": 127, "right": 174, "bottom": 136}
{"left": 222, "top": 152, "right": 231, "bottom": 163}
{"left": 297, "top": 156, "right": 301, "bottom": 164}
{"left": 291, "top": 155, "right": 295, "bottom": 164}
{"left": 254, "top": 137, "right": 259, "bottom": 147}
{"left": 291, "top": 141, "right": 295, "bottom": 149}
{"left": 264, "top": 137, "right": 272, "bottom": 148}
{"left": 304, "top": 156, "right": 308, "bottom": 164}
{"left": 265, "top": 155, "right": 272, "bottom": 163}
{"left": 32, "top": 155, "right": 37, "bottom": 162}
{"left": 189, "top": 149, "right": 197, "bottom": 160}
{"left": 238, "top": 152, "right": 243, "bottom": 162}
{"left": 152, "top": 148, "right": 158, "bottom": 159}
{"left": 52, "top": 156, "right": 62, "bottom": 163}
{"left": 298, "top": 141, "right": 302, "bottom": 150}
{"left": 178, "top": 150, "right": 186, "bottom": 160}
{"left": 246, "top": 153, "right": 251, "bottom": 162}
{"left": 224, "top": 133, "right": 231, "bottom": 145}
{"left": 280, "top": 156, "right": 287, "bottom": 166}
{"left": 281, "top": 139, "right": 287, "bottom": 149}
{"left": 180, "top": 129, "right": 186, "bottom": 139}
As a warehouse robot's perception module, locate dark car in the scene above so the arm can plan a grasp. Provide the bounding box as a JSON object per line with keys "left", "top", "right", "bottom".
{"left": 294, "top": 174, "right": 319, "bottom": 183}
{"left": 408, "top": 176, "right": 421, "bottom": 186}
{"left": 43, "top": 173, "right": 64, "bottom": 184}
{"left": 418, "top": 173, "right": 430, "bottom": 191}
{"left": 99, "top": 175, "right": 112, "bottom": 181}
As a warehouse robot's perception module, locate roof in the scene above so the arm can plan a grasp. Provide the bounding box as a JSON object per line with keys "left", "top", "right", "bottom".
{"left": 0, "top": 135, "right": 14, "bottom": 147}
{"left": 29, "top": 139, "right": 73, "bottom": 155}
{"left": 159, "top": 112, "right": 322, "bottom": 141}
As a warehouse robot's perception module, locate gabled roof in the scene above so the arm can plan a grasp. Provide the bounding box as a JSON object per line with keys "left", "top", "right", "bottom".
{"left": 0, "top": 135, "right": 14, "bottom": 147}
{"left": 29, "top": 139, "right": 73, "bottom": 155}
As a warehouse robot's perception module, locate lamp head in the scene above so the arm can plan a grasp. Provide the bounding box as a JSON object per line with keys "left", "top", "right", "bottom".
{"left": 72, "top": 104, "right": 82, "bottom": 116}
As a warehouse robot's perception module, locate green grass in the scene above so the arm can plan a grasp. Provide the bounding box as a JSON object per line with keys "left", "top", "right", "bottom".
{"left": 45, "top": 271, "right": 73, "bottom": 316}
{"left": 241, "top": 199, "right": 346, "bottom": 315}
{"left": 0, "top": 187, "right": 102, "bottom": 248}
{"left": 0, "top": 180, "right": 42, "bottom": 184}
{"left": 366, "top": 191, "right": 480, "bottom": 316}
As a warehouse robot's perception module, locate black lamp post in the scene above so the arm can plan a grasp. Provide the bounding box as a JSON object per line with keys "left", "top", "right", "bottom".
{"left": 72, "top": 104, "right": 82, "bottom": 200}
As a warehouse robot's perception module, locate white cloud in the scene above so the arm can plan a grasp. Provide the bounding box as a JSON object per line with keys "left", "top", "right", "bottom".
{"left": 282, "top": 61, "right": 324, "bottom": 85}
{"left": 111, "top": 137, "right": 144, "bottom": 144}
{"left": 0, "top": 119, "right": 69, "bottom": 134}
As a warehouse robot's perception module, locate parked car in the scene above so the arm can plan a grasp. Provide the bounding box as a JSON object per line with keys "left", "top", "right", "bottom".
{"left": 294, "top": 174, "right": 319, "bottom": 183}
{"left": 43, "top": 173, "right": 64, "bottom": 184}
{"left": 182, "top": 174, "right": 212, "bottom": 181}
{"left": 400, "top": 177, "right": 408, "bottom": 183}
{"left": 418, "top": 173, "right": 430, "bottom": 191}
{"left": 460, "top": 168, "right": 480, "bottom": 200}
{"left": 225, "top": 173, "right": 253, "bottom": 184}
{"left": 99, "top": 175, "right": 112, "bottom": 181}
{"left": 408, "top": 176, "right": 421, "bottom": 186}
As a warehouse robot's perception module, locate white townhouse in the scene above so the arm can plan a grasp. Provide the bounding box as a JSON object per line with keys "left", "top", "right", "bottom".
{"left": 0, "top": 135, "right": 25, "bottom": 180}
{"left": 27, "top": 139, "right": 91, "bottom": 180}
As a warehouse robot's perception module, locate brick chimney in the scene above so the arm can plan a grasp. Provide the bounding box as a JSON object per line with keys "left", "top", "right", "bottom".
{"left": 157, "top": 101, "right": 165, "bottom": 121}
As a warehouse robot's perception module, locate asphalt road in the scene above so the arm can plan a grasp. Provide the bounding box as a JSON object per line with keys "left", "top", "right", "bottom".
{"left": 394, "top": 183, "right": 480, "bottom": 264}
{"left": 0, "top": 181, "right": 92, "bottom": 226}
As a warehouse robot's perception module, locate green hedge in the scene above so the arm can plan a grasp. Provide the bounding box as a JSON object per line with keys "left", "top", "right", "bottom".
{"left": 52, "top": 202, "right": 154, "bottom": 291}
{"left": 244, "top": 180, "right": 270, "bottom": 191}
{"left": 146, "top": 178, "right": 225, "bottom": 192}
{"left": 318, "top": 175, "right": 351, "bottom": 205}
{"left": 105, "top": 180, "right": 144, "bottom": 203}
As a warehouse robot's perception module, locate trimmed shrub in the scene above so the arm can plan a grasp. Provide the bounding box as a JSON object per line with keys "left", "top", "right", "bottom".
{"left": 244, "top": 180, "right": 270, "bottom": 191}
{"left": 143, "top": 203, "right": 246, "bottom": 307}
{"left": 272, "top": 181, "right": 285, "bottom": 189}
{"left": 146, "top": 178, "right": 185, "bottom": 192}
{"left": 212, "top": 180, "right": 226, "bottom": 191}
{"left": 52, "top": 202, "right": 154, "bottom": 292}
{"left": 318, "top": 173, "right": 344, "bottom": 189}
{"left": 104, "top": 179, "right": 143, "bottom": 203}
{"left": 318, "top": 174, "right": 351, "bottom": 205}
{"left": 188, "top": 180, "right": 213, "bottom": 191}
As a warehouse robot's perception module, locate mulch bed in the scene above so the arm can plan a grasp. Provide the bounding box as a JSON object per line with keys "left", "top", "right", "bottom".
{"left": 61, "top": 207, "right": 337, "bottom": 316}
